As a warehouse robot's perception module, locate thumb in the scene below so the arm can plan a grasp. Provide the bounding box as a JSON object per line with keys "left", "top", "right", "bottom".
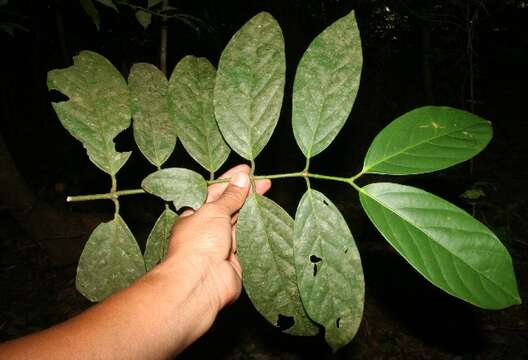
{"left": 211, "top": 172, "right": 250, "bottom": 216}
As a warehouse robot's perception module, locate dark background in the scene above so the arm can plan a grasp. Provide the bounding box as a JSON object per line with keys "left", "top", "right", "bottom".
{"left": 1, "top": 0, "right": 527, "bottom": 358}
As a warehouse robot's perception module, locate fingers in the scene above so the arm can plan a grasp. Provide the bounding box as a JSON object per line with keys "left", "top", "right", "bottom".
{"left": 206, "top": 165, "right": 250, "bottom": 203}
{"left": 209, "top": 172, "right": 250, "bottom": 216}
{"left": 206, "top": 164, "right": 272, "bottom": 203}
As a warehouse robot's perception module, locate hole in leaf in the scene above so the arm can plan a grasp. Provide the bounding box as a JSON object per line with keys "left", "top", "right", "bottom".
{"left": 336, "top": 318, "right": 341, "bottom": 328}
{"left": 276, "top": 314, "right": 294, "bottom": 331}
{"left": 344, "top": 248, "right": 348, "bottom": 254}
{"left": 48, "top": 89, "right": 69, "bottom": 103}
{"left": 323, "top": 200, "right": 329, "bottom": 206}
{"left": 313, "top": 263, "right": 318, "bottom": 276}
{"left": 310, "top": 255, "right": 322, "bottom": 263}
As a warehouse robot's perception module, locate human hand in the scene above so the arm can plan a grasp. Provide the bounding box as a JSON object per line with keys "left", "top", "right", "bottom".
{"left": 163, "top": 164, "right": 271, "bottom": 312}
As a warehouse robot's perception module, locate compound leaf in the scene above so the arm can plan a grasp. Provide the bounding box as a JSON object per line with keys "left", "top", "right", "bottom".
{"left": 76, "top": 215, "right": 145, "bottom": 302}
{"left": 141, "top": 168, "right": 207, "bottom": 211}
{"left": 144, "top": 208, "right": 178, "bottom": 271}
{"left": 359, "top": 182, "right": 521, "bottom": 310}
{"left": 294, "top": 189, "right": 364, "bottom": 352}
{"left": 363, "top": 106, "right": 492, "bottom": 175}
{"left": 237, "top": 194, "right": 318, "bottom": 336}
{"left": 214, "top": 12, "right": 285, "bottom": 160}
{"left": 47, "top": 51, "right": 131, "bottom": 175}
{"left": 129, "top": 63, "right": 176, "bottom": 167}
{"left": 169, "top": 56, "right": 230, "bottom": 172}
{"left": 292, "top": 10, "right": 362, "bottom": 159}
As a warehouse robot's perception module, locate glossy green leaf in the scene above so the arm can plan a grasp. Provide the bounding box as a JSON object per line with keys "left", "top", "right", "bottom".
{"left": 294, "top": 189, "right": 364, "bottom": 352}
{"left": 363, "top": 106, "right": 492, "bottom": 175}
{"left": 237, "top": 194, "right": 318, "bottom": 336}
{"left": 214, "top": 12, "right": 286, "bottom": 160}
{"left": 80, "top": 0, "right": 100, "bottom": 31}
{"left": 141, "top": 168, "right": 207, "bottom": 210}
{"left": 359, "top": 182, "right": 521, "bottom": 309}
{"left": 144, "top": 208, "right": 178, "bottom": 271}
{"left": 169, "top": 56, "right": 230, "bottom": 172}
{"left": 94, "top": 0, "right": 118, "bottom": 12}
{"left": 76, "top": 215, "right": 146, "bottom": 302}
{"left": 292, "top": 11, "right": 362, "bottom": 159}
{"left": 129, "top": 63, "right": 176, "bottom": 167}
{"left": 47, "top": 51, "right": 131, "bottom": 175}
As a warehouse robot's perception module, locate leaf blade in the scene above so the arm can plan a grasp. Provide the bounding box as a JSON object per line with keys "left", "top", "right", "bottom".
{"left": 294, "top": 189, "right": 364, "bottom": 352}
{"left": 76, "top": 215, "right": 146, "bottom": 302}
{"left": 359, "top": 182, "right": 521, "bottom": 309}
{"left": 168, "top": 56, "right": 230, "bottom": 172}
{"left": 292, "top": 11, "right": 362, "bottom": 159}
{"left": 363, "top": 106, "right": 493, "bottom": 175}
{"left": 144, "top": 209, "right": 178, "bottom": 271}
{"left": 214, "top": 12, "right": 285, "bottom": 160}
{"left": 47, "top": 51, "right": 131, "bottom": 175}
{"left": 129, "top": 63, "right": 176, "bottom": 167}
{"left": 237, "top": 194, "right": 318, "bottom": 336}
{"left": 141, "top": 168, "right": 207, "bottom": 211}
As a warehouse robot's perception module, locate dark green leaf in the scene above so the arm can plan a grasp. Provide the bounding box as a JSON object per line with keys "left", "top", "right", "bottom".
{"left": 135, "top": 10, "right": 151, "bottom": 29}
{"left": 129, "top": 63, "right": 176, "bottom": 167}
{"left": 169, "top": 56, "right": 230, "bottom": 172}
{"left": 237, "top": 194, "right": 318, "bottom": 336}
{"left": 80, "top": 0, "right": 100, "bottom": 31}
{"left": 144, "top": 208, "right": 178, "bottom": 271}
{"left": 76, "top": 215, "right": 146, "bottom": 302}
{"left": 294, "top": 189, "right": 364, "bottom": 352}
{"left": 359, "top": 182, "right": 521, "bottom": 309}
{"left": 363, "top": 106, "right": 493, "bottom": 175}
{"left": 292, "top": 11, "right": 362, "bottom": 159}
{"left": 47, "top": 51, "right": 131, "bottom": 175}
{"left": 214, "top": 12, "right": 285, "bottom": 160}
{"left": 94, "top": 0, "right": 118, "bottom": 12}
{"left": 141, "top": 168, "right": 207, "bottom": 210}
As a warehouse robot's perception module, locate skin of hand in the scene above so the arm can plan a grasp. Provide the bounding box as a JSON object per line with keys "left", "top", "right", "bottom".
{"left": 0, "top": 164, "right": 271, "bottom": 360}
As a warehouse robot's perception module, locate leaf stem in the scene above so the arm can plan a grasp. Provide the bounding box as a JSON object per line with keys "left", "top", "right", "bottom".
{"left": 67, "top": 171, "right": 363, "bottom": 203}
{"left": 67, "top": 189, "right": 146, "bottom": 202}
{"left": 111, "top": 175, "right": 120, "bottom": 215}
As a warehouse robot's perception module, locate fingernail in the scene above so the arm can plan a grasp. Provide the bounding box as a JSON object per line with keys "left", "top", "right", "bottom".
{"left": 231, "top": 172, "right": 249, "bottom": 188}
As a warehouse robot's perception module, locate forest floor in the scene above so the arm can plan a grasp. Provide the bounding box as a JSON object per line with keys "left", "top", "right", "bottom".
{"left": 1, "top": 119, "right": 527, "bottom": 359}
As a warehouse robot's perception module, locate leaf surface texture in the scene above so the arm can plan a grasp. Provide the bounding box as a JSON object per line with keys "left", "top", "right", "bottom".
{"left": 294, "top": 189, "right": 364, "bottom": 352}
{"left": 359, "top": 182, "right": 521, "bottom": 309}
{"left": 214, "top": 12, "right": 285, "bottom": 160}
{"left": 237, "top": 194, "right": 318, "bottom": 336}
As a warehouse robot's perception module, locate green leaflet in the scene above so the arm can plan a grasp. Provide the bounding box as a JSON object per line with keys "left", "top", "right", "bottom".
{"left": 129, "top": 63, "right": 176, "bottom": 167}
{"left": 148, "top": 0, "right": 164, "bottom": 7}
{"left": 94, "top": 0, "right": 118, "bottom": 12}
{"left": 135, "top": 10, "right": 152, "bottom": 30}
{"left": 168, "top": 56, "right": 230, "bottom": 173}
{"left": 141, "top": 168, "right": 207, "bottom": 211}
{"left": 363, "top": 106, "right": 492, "bottom": 175}
{"left": 214, "top": 12, "right": 286, "bottom": 160}
{"left": 292, "top": 11, "right": 362, "bottom": 159}
{"left": 47, "top": 51, "right": 131, "bottom": 175}
{"left": 144, "top": 208, "right": 178, "bottom": 271}
{"left": 237, "top": 194, "right": 318, "bottom": 336}
{"left": 359, "top": 182, "right": 521, "bottom": 310}
{"left": 294, "top": 189, "right": 364, "bottom": 352}
{"left": 80, "top": 0, "right": 100, "bottom": 30}
{"left": 76, "top": 215, "right": 146, "bottom": 302}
